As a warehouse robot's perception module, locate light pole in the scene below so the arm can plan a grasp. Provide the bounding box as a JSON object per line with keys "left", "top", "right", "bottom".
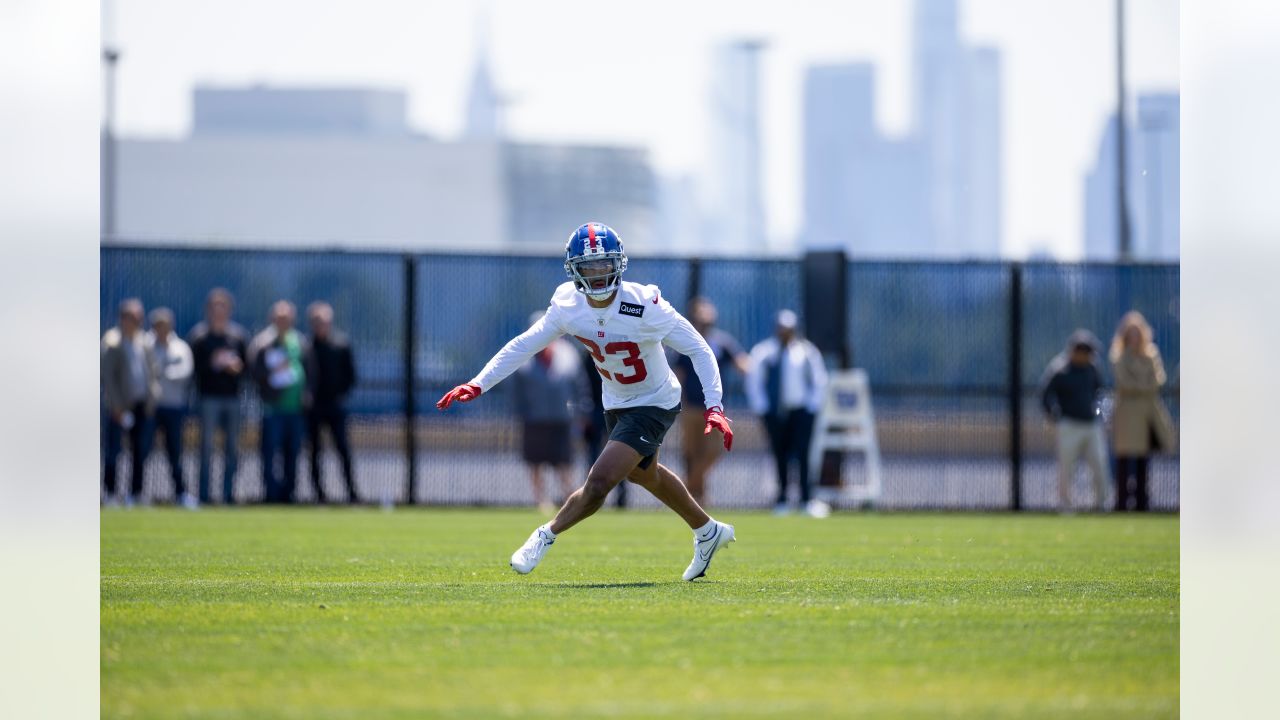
{"left": 1115, "top": 0, "right": 1132, "bottom": 260}
{"left": 102, "top": 47, "right": 120, "bottom": 239}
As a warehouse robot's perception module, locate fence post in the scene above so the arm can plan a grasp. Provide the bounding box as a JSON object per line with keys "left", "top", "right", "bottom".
{"left": 404, "top": 255, "right": 418, "bottom": 504}
{"left": 686, "top": 257, "right": 702, "bottom": 305}
{"left": 802, "top": 250, "right": 850, "bottom": 367}
{"left": 1009, "top": 262, "right": 1023, "bottom": 511}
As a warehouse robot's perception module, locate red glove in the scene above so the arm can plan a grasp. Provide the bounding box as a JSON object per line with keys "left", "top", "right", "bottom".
{"left": 436, "top": 383, "right": 481, "bottom": 410}
{"left": 703, "top": 406, "right": 733, "bottom": 451}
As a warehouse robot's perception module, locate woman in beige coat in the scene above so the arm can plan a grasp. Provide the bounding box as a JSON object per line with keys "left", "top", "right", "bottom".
{"left": 1109, "top": 311, "right": 1176, "bottom": 511}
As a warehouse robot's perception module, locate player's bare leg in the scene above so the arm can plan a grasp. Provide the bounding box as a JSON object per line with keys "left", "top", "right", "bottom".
{"left": 511, "top": 442, "right": 637, "bottom": 574}
{"left": 625, "top": 456, "right": 710, "bottom": 529}
{"left": 625, "top": 454, "right": 735, "bottom": 580}
{"left": 511, "top": 443, "right": 735, "bottom": 579}
{"left": 547, "top": 441, "right": 637, "bottom": 534}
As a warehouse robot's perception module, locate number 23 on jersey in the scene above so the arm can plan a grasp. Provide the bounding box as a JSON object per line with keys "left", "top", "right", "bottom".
{"left": 573, "top": 336, "right": 648, "bottom": 385}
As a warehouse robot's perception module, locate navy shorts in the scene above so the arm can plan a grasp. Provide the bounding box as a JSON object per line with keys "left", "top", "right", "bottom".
{"left": 602, "top": 404, "right": 680, "bottom": 470}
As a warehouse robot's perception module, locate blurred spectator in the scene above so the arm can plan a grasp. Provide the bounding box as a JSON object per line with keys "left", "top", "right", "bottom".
{"left": 101, "top": 298, "right": 159, "bottom": 506}
{"left": 574, "top": 341, "right": 619, "bottom": 508}
{"left": 188, "top": 288, "right": 249, "bottom": 505}
{"left": 250, "top": 301, "right": 311, "bottom": 504}
{"left": 670, "top": 297, "right": 749, "bottom": 505}
{"left": 514, "top": 311, "right": 586, "bottom": 513}
{"left": 1041, "top": 329, "right": 1113, "bottom": 512}
{"left": 305, "top": 301, "right": 359, "bottom": 503}
{"left": 746, "top": 310, "right": 830, "bottom": 517}
{"left": 145, "top": 307, "right": 197, "bottom": 509}
{"left": 1109, "top": 311, "right": 1176, "bottom": 511}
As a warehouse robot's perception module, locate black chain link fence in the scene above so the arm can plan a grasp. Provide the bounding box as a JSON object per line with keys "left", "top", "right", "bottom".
{"left": 101, "top": 244, "right": 1178, "bottom": 511}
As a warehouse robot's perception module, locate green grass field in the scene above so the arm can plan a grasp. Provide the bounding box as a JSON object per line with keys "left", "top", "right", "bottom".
{"left": 101, "top": 509, "right": 1178, "bottom": 719}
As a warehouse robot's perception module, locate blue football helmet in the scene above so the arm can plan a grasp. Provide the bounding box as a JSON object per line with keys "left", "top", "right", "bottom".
{"left": 564, "top": 222, "right": 628, "bottom": 298}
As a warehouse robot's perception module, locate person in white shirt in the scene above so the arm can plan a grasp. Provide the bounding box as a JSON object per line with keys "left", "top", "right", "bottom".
{"left": 746, "top": 310, "right": 829, "bottom": 517}
{"left": 437, "top": 222, "right": 737, "bottom": 581}
{"left": 145, "top": 308, "right": 197, "bottom": 509}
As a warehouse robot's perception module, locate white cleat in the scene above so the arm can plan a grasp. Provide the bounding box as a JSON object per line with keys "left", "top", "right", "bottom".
{"left": 805, "top": 499, "right": 831, "bottom": 519}
{"left": 683, "top": 521, "right": 735, "bottom": 581}
{"left": 510, "top": 526, "right": 555, "bottom": 574}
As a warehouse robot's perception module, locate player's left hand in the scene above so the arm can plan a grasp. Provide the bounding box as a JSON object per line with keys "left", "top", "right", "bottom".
{"left": 703, "top": 406, "right": 733, "bottom": 451}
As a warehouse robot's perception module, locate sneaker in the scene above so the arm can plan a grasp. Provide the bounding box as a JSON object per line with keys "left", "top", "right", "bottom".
{"left": 772, "top": 502, "right": 791, "bottom": 516}
{"left": 179, "top": 492, "right": 200, "bottom": 511}
{"left": 805, "top": 499, "right": 831, "bottom": 519}
{"left": 510, "top": 526, "right": 556, "bottom": 574}
{"left": 682, "top": 521, "right": 735, "bottom": 581}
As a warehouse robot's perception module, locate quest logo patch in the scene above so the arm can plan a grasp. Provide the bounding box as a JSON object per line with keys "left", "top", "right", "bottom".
{"left": 618, "top": 302, "right": 645, "bottom": 318}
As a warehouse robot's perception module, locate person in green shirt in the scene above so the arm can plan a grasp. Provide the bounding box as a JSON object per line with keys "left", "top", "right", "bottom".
{"left": 250, "top": 300, "right": 311, "bottom": 503}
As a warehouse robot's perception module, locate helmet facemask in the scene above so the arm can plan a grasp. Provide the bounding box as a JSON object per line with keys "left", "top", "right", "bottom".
{"left": 567, "top": 255, "right": 626, "bottom": 299}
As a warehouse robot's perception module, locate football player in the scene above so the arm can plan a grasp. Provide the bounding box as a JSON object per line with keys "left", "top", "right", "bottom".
{"left": 437, "top": 222, "right": 736, "bottom": 581}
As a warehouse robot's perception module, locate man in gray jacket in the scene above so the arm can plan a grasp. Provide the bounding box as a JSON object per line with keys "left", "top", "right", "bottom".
{"left": 101, "top": 298, "right": 159, "bottom": 506}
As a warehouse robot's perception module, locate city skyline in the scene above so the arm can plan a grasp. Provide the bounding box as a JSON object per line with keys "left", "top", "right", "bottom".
{"left": 801, "top": 0, "right": 1004, "bottom": 258}
{"left": 105, "top": 0, "right": 1178, "bottom": 258}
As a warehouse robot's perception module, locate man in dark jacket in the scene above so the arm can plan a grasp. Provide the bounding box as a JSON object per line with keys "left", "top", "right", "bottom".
{"left": 249, "top": 300, "right": 311, "bottom": 504}
{"left": 305, "top": 302, "right": 358, "bottom": 503}
{"left": 187, "top": 288, "right": 248, "bottom": 505}
{"left": 1040, "top": 329, "right": 1113, "bottom": 512}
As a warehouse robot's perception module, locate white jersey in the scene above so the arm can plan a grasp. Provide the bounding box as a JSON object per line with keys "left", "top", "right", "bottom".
{"left": 470, "top": 281, "right": 723, "bottom": 411}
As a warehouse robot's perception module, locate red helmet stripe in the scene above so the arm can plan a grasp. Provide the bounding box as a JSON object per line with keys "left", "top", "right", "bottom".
{"left": 587, "top": 223, "right": 598, "bottom": 250}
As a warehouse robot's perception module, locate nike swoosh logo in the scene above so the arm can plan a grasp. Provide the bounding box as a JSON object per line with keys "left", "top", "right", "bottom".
{"left": 640, "top": 436, "right": 650, "bottom": 443}
{"left": 697, "top": 528, "right": 721, "bottom": 561}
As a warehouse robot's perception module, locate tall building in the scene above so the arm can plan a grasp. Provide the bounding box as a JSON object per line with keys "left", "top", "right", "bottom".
{"left": 911, "top": 0, "right": 1003, "bottom": 257}
{"left": 704, "top": 39, "right": 767, "bottom": 253}
{"left": 800, "top": 0, "right": 1001, "bottom": 258}
{"left": 959, "top": 46, "right": 1003, "bottom": 258}
{"left": 1083, "top": 115, "right": 1123, "bottom": 261}
{"left": 911, "top": 0, "right": 961, "bottom": 254}
{"left": 802, "top": 64, "right": 877, "bottom": 250}
{"left": 1133, "top": 94, "right": 1179, "bottom": 259}
{"left": 1083, "top": 93, "right": 1179, "bottom": 260}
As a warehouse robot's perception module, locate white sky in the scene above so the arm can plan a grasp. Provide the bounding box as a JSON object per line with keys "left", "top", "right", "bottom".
{"left": 105, "top": 0, "right": 1178, "bottom": 258}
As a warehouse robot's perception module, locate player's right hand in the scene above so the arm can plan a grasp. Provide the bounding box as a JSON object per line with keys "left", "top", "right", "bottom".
{"left": 436, "top": 383, "right": 481, "bottom": 410}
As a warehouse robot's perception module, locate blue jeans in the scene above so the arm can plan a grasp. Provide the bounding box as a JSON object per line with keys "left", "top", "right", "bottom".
{"left": 261, "top": 410, "right": 305, "bottom": 503}
{"left": 198, "top": 395, "right": 242, "bottom": 503}
{"left": 103, "top": 402, "right": 152, "bottom": 498}
{"left": 146, "top": 406, "right": 187, "bottom": 497}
